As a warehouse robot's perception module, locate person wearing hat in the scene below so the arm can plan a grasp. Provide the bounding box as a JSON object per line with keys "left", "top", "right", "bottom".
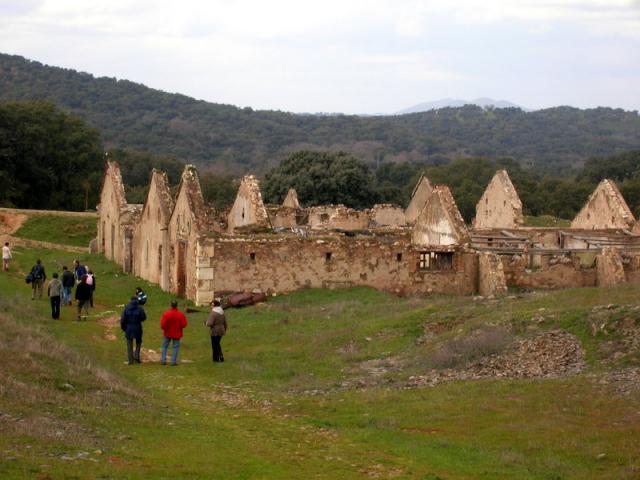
{"left": 159, "top": 300, "right": 188, "bottom": 366}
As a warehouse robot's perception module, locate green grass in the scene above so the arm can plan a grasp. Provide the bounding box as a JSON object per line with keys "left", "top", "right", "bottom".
{"left": 523, "top": 215, "right": 571, "bottom": 228}
{"left": 1, "top": 245, "right": 639, "bottom": 478}
{"left": 13, "top": 214, "right": 97, "bottom": 247}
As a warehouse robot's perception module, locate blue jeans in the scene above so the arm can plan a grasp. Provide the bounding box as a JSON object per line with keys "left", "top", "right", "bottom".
{"left": 62, "top": 286, "right": 72, "bottom": 305}
{"left": 161, "top": 337, "right": 181, "bottom": 365}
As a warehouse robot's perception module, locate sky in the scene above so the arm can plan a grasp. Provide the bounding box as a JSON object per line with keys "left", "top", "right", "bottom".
{"left": 1, "top": 0, "right": 639, "bottom": 114}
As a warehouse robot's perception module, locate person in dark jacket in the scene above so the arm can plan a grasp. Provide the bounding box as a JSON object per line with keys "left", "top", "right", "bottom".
{"left": 61, "top": 266, "right": 75, "bottom": 306}
{"left": 87, "top": 270, "right": 96, "bottom": 307}
{"left": 74, "top": 259, "right": 87, "bottom": 283}
{"left": 121, "top": 297, "right": 147, "bottom": 365}
{"left": 159, "top": 300, "right": 188, "bottom": 366}
{"left": 205, "top": 300, "right": 228, "bottom": 362}
{"left": 30, "top": 259, "right": 46, "bottom": 300}
{"left": 74, "top": 274, "right": 92, "bottom": 320}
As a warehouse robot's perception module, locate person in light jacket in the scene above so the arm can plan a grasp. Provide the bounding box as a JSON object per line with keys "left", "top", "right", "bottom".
{"left": 47, "top": 272, "right": 62, "bottom": 319}
{"left": 205, "top": 300, "right": 227, "bottom": 362}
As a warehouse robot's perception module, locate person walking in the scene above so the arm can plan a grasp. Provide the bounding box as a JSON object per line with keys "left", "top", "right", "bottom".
{"left": 30, "top": 259, "right": 46, "bottom": 300}
{"left": 61, "top": 266, "right": 75, "bottom": 306}
{"left": 159, "top": 300, "right": 188, "bottom": 366}
{"left": 87, "top": 269, "right": 96, "bottom": 307}
{"left": 2, "top": 242, "right": 11, "bottom": 271}
{"left": 205, "top": 300, "right": 228, "bottom": 362}
{"left": 74, "top": 259, "right": 87, "bottom": 283}
{"left": 74, "top": 274, "right": 92, "bottom": 320}
{"left": 47, "top": 273, "right": 62, "bottom": 319}
{"left": 120, "top": 296, "right": 147, "bottom": 365}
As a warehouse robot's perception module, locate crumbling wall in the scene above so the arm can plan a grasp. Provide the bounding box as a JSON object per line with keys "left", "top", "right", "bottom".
{"left": 267, "top": 206, "right": 298, "bottom": 228}
{"left": 571, "top": 179, "right": 635, "bottom": 230}
{"left": 97, "top": 161, "right": 127, "bottom": 263}
{"left": 478, "top": 252, "right": 507, "bottom": 296}
{"left": 133, "top": 170, "right": 173, "bottom": 289}
{"left": 502, "top": 254, "right": 597, "bottom": 289}
{"left": 405, "top": 175, "right": 433, "bottom": 224}
{"left": 227, "top": 175, "right": 271, "bottom": 232}
{"left": 473, "top": 170, "right": 524, "bottom": 229}
{"left": 370, "top": 204, "right": 406, "bottom": 227}
{"left": 282, "top": 188, "right": 301, "bottom": 209}
{"left": 168, "top": 166, "right": 210, "bottom": 303}
{"left": 212, "top": 236, "right": 477, "bottom": 296}
{"left": 195, "top": 238, "right": 215, "bottom": 306}
{"left": 308, "top": 205, "right": 370, "bottom": 230}
{"left": 596, "top": 247, "right": 626, "bottom": 287}
{"left": 412, "top": 186, "right": 468, "bottom": 247}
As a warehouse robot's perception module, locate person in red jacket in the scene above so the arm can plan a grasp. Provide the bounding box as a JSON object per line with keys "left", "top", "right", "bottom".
{"left": 159, "top": 300, "right": 188, "bottom": 366}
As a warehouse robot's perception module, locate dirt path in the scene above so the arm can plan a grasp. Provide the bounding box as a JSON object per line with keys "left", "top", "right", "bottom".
{"left": 0, "top": 208, "right": 91, "bottom": 253}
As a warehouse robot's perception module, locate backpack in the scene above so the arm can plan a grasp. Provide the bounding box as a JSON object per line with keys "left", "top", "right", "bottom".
{"left": 25, "top": 273, "right": 33, "bottom": 284}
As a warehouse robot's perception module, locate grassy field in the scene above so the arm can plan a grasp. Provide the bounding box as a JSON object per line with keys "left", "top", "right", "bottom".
{"left": 13, "top": 214, "right": 98, "bottom": 247}
{"left": 0, "top": 244, "right": 639, "bottom": 479}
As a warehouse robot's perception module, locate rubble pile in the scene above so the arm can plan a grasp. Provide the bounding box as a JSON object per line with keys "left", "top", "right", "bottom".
{"left": 407, "top": 330, "right": 585, "bottom": 388}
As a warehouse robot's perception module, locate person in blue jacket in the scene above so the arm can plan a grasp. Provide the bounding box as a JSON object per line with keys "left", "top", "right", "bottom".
{"left": 120, "top": 296, "right": 147, "bottom": 365}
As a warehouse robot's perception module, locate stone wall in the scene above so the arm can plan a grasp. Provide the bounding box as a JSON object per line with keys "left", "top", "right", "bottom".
{"left": 370, "top": 204, "right": 406, "bottom": 227}
{"left": 405, "top": 175, "right": 433, "bottom": 224}
{"left": 501, "top": 254, "right": 597, "bottom": 289}
{"left": 478, "top": 252, "right": 507, "bottom": 296}
{"left": 412, "top": 186, "right": 468, "bottom": 247}
{"left": 132, "top": 170, "right": 173, "bottom": 289}
{"left": 308, "top": 205, "right": 370, "bottom": 230}
{"left": 228, "top": 175, "right": 271, "bottom": 232}
{"left": 571, "top": 179, "right": 635, "bottom": 230}
{"left": 212, "top": 235, "right": 478, "bottom": 296}
{"left": 473, "top": 170, "right": 524, "bottom": 229}
{"left": 596, "top": 247, "right": 626, "bottom": 287}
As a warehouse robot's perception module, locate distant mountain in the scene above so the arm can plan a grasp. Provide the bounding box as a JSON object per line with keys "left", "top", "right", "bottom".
{"left": 397, "top": 98, "right": 527, "bottom": 114}
{"left": 1, "top": 53, "right": 639, "bottom": 175}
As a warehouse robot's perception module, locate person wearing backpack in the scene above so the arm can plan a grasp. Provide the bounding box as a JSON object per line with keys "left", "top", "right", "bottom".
{"left": 74, "top": 274, "right": 92, "bottom": 321}
{"left": 86, "top": 269, "right": 96, "bottom": 307}
{"left": 29, "top": 259, "right": 46, "bottom": 300}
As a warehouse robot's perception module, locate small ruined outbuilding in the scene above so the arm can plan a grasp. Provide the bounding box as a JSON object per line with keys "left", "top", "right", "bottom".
{"left": 571, "top": 179, "right": 635, "bottom": 230}
{"left": 473, "top": 170, "right": 524, "bottom": 229}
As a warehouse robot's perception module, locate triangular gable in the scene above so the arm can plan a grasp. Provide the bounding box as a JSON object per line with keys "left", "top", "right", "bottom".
{"left": 571, "top": 179, "right": 635, "bottom": 229}
{"left": 282, "top": 188, "right": 301, "bottom": 209}
{"left": 141, "top": 169, "right": 174, "bottom": 225}
{"left": 170, "top": 165, "right": 208, "bottom": 233}
{"left": 405, "top": 174, "right": 434, "bottom": 223}
{"left": 227, "top": 175, "right": 271, "bottom": 232}
{"left": 412, "top": 185, "right": 468, "bottom": 246}
{"left": 473, "top": 169, "right": 523, "bottom": 229}
{"left": 99, "top": 161, "right": 128, "bottom": 214}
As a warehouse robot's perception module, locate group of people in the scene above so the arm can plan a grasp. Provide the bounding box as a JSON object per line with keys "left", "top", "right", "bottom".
{"left": 120, "top": 293, "right": 228, "bottom": 365}
{"left": 28, "top": 259, "right": 96, "bottom": 320}
{"left": 22, "top": 255, "right": 227, "bottom": 365}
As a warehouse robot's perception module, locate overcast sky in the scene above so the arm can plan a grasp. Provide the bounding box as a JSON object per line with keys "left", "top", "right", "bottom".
{"left": 1, "top": 0, "right": 639, "bottom": 114}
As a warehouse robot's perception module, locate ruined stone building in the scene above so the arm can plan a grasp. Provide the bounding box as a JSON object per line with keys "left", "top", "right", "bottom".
{"left": 97, "top": 162, "right": 640, "bottom": 305}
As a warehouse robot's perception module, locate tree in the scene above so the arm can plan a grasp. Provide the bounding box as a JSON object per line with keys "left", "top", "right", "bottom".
{"left": 263, "top": 151, "right": 379, "bottom": 209}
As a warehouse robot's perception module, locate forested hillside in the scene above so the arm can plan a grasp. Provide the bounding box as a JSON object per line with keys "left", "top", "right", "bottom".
{"left": 1, "top": 53, "right": 639, "bottom": 174}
